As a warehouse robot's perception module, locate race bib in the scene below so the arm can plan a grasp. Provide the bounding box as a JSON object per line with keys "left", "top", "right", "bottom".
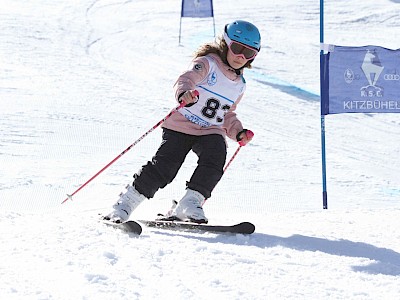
{"left": 179, "top": 56, "right": 245, "bottom": 127}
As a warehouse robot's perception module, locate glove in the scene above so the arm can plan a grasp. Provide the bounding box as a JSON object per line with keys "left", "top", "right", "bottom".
{"left": 178, "top": 90, "right": 199, "bottom": 106}
{"left": 236, "top": 129, "right": 254, "bottom": 146}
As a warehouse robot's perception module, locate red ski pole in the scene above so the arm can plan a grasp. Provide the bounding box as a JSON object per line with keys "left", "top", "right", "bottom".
{"left": 203, "top": 130, "right": 254, "bottom": 205}
{"left": 225, "top": 129, "right": 254, "bottom": 171}
{"left": 224, "top": 130, "right": 254, "bottom": 171}
{"left": 61, "top": 92, "right": 198, "bottom": 204}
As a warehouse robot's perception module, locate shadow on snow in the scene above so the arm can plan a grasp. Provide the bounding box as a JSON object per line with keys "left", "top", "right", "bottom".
{"left": 148, "top": 230, "right": 400, "bottom": 276}
{"left": 247, "top": 68, "right": 320, "bottom": 102}
{"left": 257, "top": 233, "right": 400, "bottom": 276}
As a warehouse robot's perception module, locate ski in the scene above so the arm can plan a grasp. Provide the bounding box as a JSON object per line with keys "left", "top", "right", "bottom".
{"left": 138, "top": 220, "right": 255, "bottom": 235}
{"left": 102, "top": 219, "right": 142, "bottom": 235}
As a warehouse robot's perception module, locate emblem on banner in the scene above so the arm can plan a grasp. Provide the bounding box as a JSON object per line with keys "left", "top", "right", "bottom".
{"left": 344, "top": 69, "right": 354, "bottom": 84}
{"left": 360, "top": 50, "right": 384, "bottom": 97}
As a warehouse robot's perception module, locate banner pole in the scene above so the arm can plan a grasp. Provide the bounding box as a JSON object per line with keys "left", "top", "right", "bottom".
{"left": 179, "top": 16, "right": 182, "bottom": 45}
{"left": 179, "top": 0, "right": 184, "bottom": 45}
{"left": 211, "top": 0, "right": 215, "bottom": 37}
{"left": 320, "top": 0, "right": 328, "bottom": 209}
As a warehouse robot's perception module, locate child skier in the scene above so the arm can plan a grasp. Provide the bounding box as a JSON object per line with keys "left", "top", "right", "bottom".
{"left": 104, "top": 20, "right": 261, "bottom": 224}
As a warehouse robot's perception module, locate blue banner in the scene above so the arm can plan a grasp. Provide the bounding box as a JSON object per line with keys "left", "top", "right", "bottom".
{"left": 321, "top": 45, "right": 400, "bottom": 115}
{"left": 181, "top": 0, "right": 214, "bottom": 18}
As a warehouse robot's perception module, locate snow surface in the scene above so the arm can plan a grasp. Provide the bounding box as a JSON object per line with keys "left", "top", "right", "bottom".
{"left": 1, "top": 0, "right": 400, "bottom": 299}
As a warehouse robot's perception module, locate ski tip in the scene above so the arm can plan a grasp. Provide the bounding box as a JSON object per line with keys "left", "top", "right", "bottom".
{"left": 125, "top": 221, "right": 143, "bottom": 235}
{"left": 236, "top": 222, "right": 255, "bottom": 234}
{"left": 102, "top": 219, "right": 142, "bottom": 235}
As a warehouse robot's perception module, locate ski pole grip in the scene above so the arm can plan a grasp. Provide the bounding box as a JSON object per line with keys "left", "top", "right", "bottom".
{"left": 239, "top": 130, "right": 254, "bottom": 146}
{"left": 178, "top": 90, "right": 199, "bottom": 109}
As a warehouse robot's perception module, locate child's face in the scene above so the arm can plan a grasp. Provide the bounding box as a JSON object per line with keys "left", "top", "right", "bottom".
{"left": 226, "top": 50, "right": 248, "bottom": 70}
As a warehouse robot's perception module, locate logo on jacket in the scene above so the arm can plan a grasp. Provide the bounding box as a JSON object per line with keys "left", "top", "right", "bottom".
{"left": 194, "top": 63, "right": 203, "bottom": 71}
{"left": 207, "top": 72, "right": 217, "bottom": 86}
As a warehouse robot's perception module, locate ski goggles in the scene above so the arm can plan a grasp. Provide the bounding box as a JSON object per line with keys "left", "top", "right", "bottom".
{"left": 224, "top": 33, "right": 258, "bottom": 60}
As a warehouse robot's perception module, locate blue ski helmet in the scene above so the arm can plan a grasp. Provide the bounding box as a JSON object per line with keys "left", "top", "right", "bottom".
{"left": 224, "top": 20, "right": 261, "bottom": 51}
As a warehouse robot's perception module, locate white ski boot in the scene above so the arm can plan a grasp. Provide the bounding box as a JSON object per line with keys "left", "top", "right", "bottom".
{"left": 104, "top": 184, "right": 145, "bottom": 223}
{"left": 170, "top": 189, "right": 208, "bottom": 224}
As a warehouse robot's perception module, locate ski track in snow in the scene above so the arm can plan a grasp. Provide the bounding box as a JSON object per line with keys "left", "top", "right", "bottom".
{"left": 1, "top": 209, "right": 400, "bottom": 299}
{"left": 1, "top": 0, "right": 400, "bottom": 299}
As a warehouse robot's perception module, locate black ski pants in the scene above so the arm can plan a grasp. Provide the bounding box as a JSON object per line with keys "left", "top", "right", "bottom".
{"left": 133, "top": 128, "right": 227, "bottom": 199}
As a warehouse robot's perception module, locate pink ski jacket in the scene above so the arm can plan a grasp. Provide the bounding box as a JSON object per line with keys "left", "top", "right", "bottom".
{"left": 162, "top": 53, "right": 246, "bottom": 142}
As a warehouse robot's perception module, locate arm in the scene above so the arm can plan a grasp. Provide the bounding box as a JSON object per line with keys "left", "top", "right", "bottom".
{"left": 173, "top": 57, "right": 209, "bottom": 103}
{"left": 223, "top": 96, "right": 254, "bottom": 145}
{"left": 223, "top": 96, "right": 244, "bottom": 141}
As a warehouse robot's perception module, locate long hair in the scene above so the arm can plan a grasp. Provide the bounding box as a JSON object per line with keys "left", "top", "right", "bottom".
{"left": 193, "top": 35, "right": 253, "bottom": 69}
